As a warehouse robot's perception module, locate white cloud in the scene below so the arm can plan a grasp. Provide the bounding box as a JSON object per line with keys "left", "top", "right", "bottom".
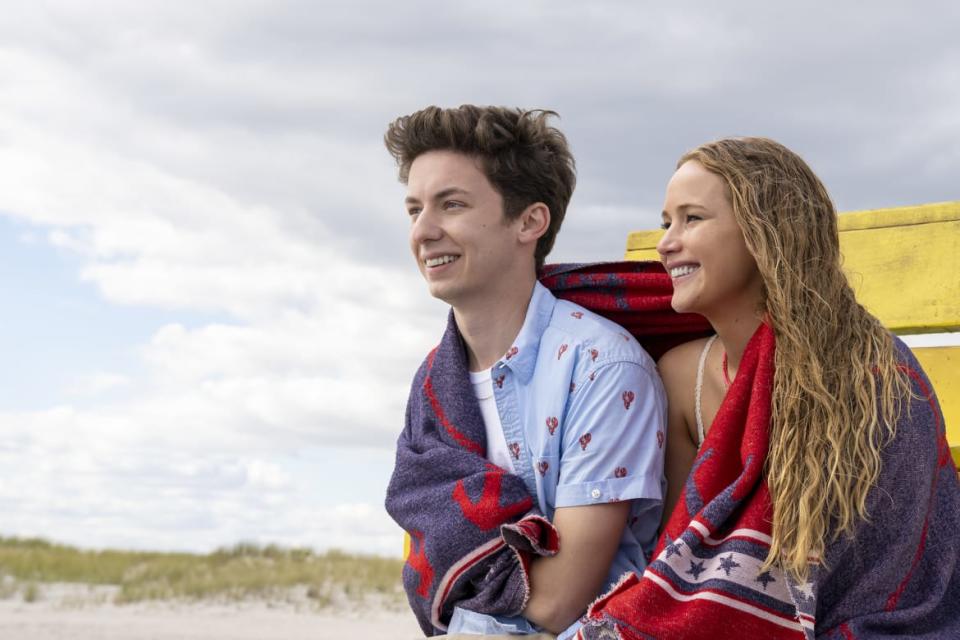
{"left": 0, "top": 403, "right": 404, "bottom": 555}
{"left": 66, "top": 372, "right": 131, "bottom": 397}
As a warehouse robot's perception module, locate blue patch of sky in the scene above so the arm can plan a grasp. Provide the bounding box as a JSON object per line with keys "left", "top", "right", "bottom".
{"left": 0, "top": 214, "right": 227, "bottom": 410}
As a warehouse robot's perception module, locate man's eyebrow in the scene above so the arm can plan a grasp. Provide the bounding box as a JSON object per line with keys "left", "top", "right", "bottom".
{"left": 434, "top": 187, "right": 470, "bottom": 199}
{"left": 406, "top": 186, "right": 471, "bottom": 206}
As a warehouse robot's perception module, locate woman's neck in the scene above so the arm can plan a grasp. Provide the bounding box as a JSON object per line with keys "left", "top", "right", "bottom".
{"left": 707, "top": 306, "right": 765, "bottom": 379}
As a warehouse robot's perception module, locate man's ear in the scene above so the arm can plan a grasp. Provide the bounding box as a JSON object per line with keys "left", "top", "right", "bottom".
{"left": 516, "top": 202, "right": 551, "bottom": 245}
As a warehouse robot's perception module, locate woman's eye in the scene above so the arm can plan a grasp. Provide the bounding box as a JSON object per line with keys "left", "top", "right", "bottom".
{"left": 659, "top": 221, "right": 671, "bottom": 230}
{"left": 686, "top": 214, "right": 702, "bottom": 223}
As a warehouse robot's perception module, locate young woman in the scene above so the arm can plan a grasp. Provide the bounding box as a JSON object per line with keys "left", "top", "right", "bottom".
{"left": 579, "top": 138, "right": 960, "bottom": 639}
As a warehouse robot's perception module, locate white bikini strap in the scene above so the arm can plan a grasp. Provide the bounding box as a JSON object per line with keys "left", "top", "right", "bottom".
{"left": 694, "top": 335, "right": 718, "bottom": 448}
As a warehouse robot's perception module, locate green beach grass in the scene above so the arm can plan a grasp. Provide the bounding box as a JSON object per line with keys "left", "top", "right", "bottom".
{"left": 0, "top": 536, "right": 405, "bottom": 606}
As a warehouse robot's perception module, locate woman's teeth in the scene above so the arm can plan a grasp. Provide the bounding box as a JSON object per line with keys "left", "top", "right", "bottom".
{"left": 670, "top": 265, "right": 699, "bottom": 277}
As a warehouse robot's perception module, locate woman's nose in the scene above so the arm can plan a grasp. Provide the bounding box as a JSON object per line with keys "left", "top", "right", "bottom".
{"left": 656, "top": 224, "right": 678, "bottom": 257}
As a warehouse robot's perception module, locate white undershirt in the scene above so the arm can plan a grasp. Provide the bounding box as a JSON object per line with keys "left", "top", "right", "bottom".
{"left": 469, "top": 368, "right": 516, "bottom": 473}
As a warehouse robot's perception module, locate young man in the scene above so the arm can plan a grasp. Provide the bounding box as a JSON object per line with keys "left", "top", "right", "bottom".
{"left": 384, "top": 105, "right": 666, "bottom": 638}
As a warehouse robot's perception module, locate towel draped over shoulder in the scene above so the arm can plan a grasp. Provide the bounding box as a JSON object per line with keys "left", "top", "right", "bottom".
{"left": 577, "top": 324, "right": 960, "bottom": 640}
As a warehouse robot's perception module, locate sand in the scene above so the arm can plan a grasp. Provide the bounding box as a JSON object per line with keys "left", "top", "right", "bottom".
{"left": 0, "top": 583, "right": 424, "bottom": 640}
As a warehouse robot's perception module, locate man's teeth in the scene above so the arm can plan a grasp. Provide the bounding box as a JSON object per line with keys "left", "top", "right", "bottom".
{"left": 670, "top": 265, "right": 699, "bottom": 277}
{"left": 425, "top": 255, "right": 459, "bottom": 267}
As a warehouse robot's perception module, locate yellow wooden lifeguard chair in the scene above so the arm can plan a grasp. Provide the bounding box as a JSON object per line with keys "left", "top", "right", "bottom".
{"left": 625, "top": 200, "right": 960, "bottom": 468}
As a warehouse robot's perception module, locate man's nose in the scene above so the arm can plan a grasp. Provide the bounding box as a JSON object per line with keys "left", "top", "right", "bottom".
{"left": 410, "top": 206, "right": 443, "bottom": 245}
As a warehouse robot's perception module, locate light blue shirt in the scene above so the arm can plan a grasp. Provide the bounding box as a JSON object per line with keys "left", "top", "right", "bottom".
{"left": 448, "top": 282, "right": 667, "bottom": 638}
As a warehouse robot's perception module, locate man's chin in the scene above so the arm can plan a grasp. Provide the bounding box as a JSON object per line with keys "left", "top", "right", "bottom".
{"left": 426, "top": 282, "right": 458, "bottom": 305}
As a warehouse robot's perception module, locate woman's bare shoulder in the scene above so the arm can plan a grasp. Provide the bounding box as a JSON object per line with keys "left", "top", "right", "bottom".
{"left": 657, "top": 337, "right": 712, "bottom": 383}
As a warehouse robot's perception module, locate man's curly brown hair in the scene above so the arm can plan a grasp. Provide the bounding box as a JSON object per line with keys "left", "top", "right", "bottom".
{"left": 384, "top": 105, "right": 576, "bottom": 270}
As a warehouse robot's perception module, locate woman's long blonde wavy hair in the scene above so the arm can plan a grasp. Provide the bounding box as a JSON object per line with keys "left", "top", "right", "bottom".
{"left": 679, "top": 138, "right": 911, "bottom": 581}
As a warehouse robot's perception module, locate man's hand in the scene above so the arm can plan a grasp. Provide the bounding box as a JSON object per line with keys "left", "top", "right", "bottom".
{"left": 521, "top": 501, "right": 630, "bottom": 633}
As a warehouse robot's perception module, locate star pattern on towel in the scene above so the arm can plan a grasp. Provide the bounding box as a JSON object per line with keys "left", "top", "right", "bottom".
{"left": 791, "top": 580, "right": 816, "bottom": 608}
{"left": 755, "top": 570, "right": 776, "bottom": 590}
{"left": 665, "top": 541, "right": 683, "bottom": 559}
{"left": 687, "top": 560, "right": 705, "bottom": 579}
{"left": 717, "top": 554, "right": 741, "bottom": 576}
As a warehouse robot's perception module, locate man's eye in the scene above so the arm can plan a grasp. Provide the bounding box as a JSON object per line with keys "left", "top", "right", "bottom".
{"left": 407, "top": 208, "right": 421, "bottom": 217}
{"left": 444, "top": 201, "right": 464, "bottom": 210}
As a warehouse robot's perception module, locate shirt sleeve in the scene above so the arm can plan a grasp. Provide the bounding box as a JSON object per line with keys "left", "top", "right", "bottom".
{"left": 555, "top": 359, "right": 667, "bottom": 509}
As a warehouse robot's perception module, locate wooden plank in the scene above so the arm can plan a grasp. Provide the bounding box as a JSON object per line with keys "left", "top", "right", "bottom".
{"left": 625, "top": 201, "right": 960, "bottom": 333}
{"left": 625, "top": 230, "right": 665, "bottom": 256}
{"left": 836, "top": 201, "right": 960, "bottom": 231}
{"left": 840, "top": 217, "right": 959, "bottom": 334}
{"left": 912, "top": 347, "right": 960, "bottom": 463}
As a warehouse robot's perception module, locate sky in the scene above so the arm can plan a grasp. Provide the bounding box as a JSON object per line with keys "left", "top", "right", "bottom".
{"left": 1, "top": 1, "right": 958, "bottom": 558}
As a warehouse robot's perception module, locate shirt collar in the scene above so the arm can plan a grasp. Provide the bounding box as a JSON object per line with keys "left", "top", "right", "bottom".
{"left": 496, "top": 281, "right": 556, "bottom": 384}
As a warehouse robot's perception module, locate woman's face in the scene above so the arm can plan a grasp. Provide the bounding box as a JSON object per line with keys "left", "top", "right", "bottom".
{"left": 657, "top": 160, "right": 763, "bottom": 319}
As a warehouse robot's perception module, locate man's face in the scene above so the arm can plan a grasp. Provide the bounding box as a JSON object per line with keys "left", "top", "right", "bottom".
{"left": 405, "top": 150, "right": 525, "bottom": 307}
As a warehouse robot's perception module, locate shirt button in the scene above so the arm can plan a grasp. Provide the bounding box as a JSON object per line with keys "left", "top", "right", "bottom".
{"left": 591, "top": 489, "right": 601, "bottom": 499}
